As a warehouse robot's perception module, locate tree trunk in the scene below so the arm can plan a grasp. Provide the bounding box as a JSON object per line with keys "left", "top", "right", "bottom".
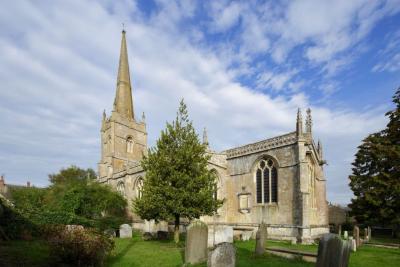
{"left": 174, "top": 214, "right": 180, "bottom": 243}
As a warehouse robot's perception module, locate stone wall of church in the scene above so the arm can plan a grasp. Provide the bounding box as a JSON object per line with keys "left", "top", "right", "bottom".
{"left": 218, "top": 144, "right": 299, "bottom": 226}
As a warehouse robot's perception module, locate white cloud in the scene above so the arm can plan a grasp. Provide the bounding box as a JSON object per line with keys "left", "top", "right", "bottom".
{"left": 209, "top": 1, "right": 242, "bottom": 32}
{"left": 0, "top": 0, "right": 392, "bottom": 205}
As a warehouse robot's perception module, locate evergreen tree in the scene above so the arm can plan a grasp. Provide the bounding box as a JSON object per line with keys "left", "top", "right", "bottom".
{"left": 349, "top": 87, "right": 400, "bottom": 236}
{"left": 133, "top": 100, "right": 223, "bottom": 243}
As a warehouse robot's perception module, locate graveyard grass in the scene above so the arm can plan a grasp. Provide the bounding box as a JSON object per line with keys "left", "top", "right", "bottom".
{"left": 105, "top": 232, "right": 400, "bottom": 267}
{"left": 1, "top": 233, "right": 399, "bottom": 267}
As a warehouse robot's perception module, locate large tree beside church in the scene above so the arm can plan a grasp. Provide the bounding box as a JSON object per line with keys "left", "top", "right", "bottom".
{"left": 133, "top": 100, "right": 223, "bottom": 243}
{"left": 349, "top": 87, "right": 400, "bottom": 236}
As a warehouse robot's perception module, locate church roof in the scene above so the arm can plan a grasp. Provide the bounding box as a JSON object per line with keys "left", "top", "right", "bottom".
{"left": 224, "top": 132, "right": 298, "bottom": 159}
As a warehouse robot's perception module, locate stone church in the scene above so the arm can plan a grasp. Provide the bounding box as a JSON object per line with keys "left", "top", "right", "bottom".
{"left": 98, "top": 31, "right": 329, "bottom": 243}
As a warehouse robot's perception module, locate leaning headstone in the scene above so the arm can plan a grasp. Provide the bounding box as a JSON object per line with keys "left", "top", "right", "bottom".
{"left": 316, "top": 233, "right": 351, "bottom": 267}
{"left": 255, "top": 223, "right": 268, "bottom": 255}
{"left": 338, "top": 224, "right": 342, "bottom": 237}
{"left": 364, "top": 228, "right": 368, "bottom": 241}
{"left": 353, "top": 226, "right": 360, "bottom": 247}
{"left": 343, "top": 231, "right": 348, "bottom": 240}
{"left": 208, "top": 242, "right": 236, "bottom": 267}
{"left": 185, "top": 220, "right": 208, "bottom": 265}
{"left": 119, "top": 224, "right": 132, "bottom": 238}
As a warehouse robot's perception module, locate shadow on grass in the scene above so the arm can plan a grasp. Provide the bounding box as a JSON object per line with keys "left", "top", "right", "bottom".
{"left": 234, "top": 244, "right": 313, "bottom": 267}
{"left": 107, "top": 238, "right": 138, "bottom": 266}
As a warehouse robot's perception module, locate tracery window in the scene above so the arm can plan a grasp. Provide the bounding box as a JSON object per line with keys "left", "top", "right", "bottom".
{"left": 135, "top": 177, "right": 144, "bottom": 199}
{"left": 126, "top": 136, "right": 134, "bottom": 153}
{"left": 256, "top": 158, "right": 278, "bottom": 204}
{"left": 117, "top": 181, "right": 125, "bottom": 197}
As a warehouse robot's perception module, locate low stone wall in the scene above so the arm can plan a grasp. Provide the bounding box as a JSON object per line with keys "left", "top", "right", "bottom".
{"left": 131, "top": 220, "right": 328, "bottom": 243}
{"left": 310, "top": 226, "right": 330, "bottom": 238}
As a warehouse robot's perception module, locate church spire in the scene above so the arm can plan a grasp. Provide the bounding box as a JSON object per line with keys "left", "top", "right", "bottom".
{"left": 113, "top": 29, "right": 134, "bottom": 120}
{"left": 203, "top": 127, "right": 209, "bottom": 147}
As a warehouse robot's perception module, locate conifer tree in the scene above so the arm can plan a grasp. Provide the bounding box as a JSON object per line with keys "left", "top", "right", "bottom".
{"left": 349, "top": 87, "right": 400, "bottom": 237}
{"left": 133, "top": 100, "right": 223, "bottom": 243}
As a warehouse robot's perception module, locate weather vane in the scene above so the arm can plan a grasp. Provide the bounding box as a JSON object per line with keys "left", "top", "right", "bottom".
{"left": 122, "top": 22, "right": 125, "bottom": 31}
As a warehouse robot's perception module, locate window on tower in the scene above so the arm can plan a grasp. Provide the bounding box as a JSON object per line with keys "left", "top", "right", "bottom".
{"left": 126, "top": 136, "right": 134, "bottom": 153}
{"left": 255, "top": 157, "right": 278, "bottom": 204}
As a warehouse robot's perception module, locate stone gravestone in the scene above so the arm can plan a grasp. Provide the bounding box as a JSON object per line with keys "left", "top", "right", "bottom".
{"left": 208, "top": 225, "right": 234, "bottom": 247}
{"left": 349, "top": 237, "right": 356, "bottom": 252}
{"left": 255, "top": 223, "right": 268, "bottom": 255}
{"left": 364, "top": 228, "right": 368, "bottom": 242}
{"left": 185, "top": 220, "right": 208, "bottom": 265}
{"left": 343, "top": 231, "right": 348, "bottom": 240}
{"left": 353, "top": 226, "right": 360, "bottom": 247}
{"left": 119, "top": 224, "right": 132, "bottom": 238}
{"left": 338, "top": 224, "right": 342, "bottom": 237}
{"left": 208, "top": 242, "right": 235, "bottom": 267}
{"left": 241, "top": 230, "right": 252, "bottom": 241}
{"left": 368, "top": 227, "right": 372, "bottom": 241}
{"left": 316, "top": 233, "right": 351, "bottom": 267}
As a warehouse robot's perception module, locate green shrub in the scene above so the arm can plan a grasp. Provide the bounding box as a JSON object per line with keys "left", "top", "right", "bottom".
{"left": 47, "top": 226, "right": 114, "bottom": 266}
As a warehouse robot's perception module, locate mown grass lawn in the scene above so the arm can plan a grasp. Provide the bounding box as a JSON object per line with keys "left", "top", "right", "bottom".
{"left": 106, "top": 234, "right": 400, "bottom": 267}
{"left": 1, "top": 234, "right": 399, "bottom": 267}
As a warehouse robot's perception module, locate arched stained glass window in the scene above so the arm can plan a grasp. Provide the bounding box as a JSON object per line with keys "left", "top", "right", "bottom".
{"left": 255, "top": 158, "right": 278, "bottom": 204}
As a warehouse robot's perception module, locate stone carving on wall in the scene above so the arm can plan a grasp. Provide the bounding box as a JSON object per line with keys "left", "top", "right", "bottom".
{"left": 237, "top": 186, "right": 251, "bottom": 213}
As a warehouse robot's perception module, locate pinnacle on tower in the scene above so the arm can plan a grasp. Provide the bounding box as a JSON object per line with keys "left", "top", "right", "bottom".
{"left": 203, "top": 127, "right": 209, "bottom": 147}
{"left": 113, "top": 30, "right": 134, "bottom": 120}
{"left": 142, "top": 112, "right": 146, "bottom": 123}
{"left": 306, "top": 108, "right": 312, "bottom": 133}
{"left": 317, "top": 139, "right": 323, "bottom": 159}
{"left": 296, "top": 108, "right": 303, "bottom": 136}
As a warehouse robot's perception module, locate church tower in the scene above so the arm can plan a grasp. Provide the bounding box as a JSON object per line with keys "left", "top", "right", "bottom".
{"left": 98, "top": 30, "right": 147, "bottom": 180}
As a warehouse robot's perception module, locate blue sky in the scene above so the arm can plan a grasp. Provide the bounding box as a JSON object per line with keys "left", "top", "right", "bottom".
{"left": 0, "top": 0, "right": 399, "bottom": 204}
